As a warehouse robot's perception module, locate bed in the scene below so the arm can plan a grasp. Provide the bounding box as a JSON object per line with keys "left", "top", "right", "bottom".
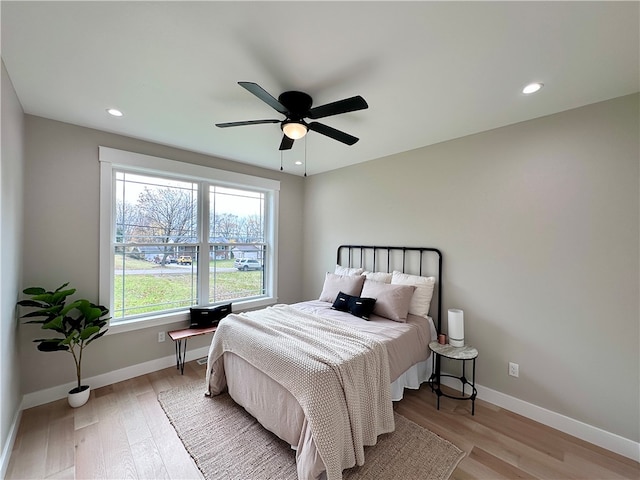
{"left": 206, "top": 245, "right": 442, "bottom": 480}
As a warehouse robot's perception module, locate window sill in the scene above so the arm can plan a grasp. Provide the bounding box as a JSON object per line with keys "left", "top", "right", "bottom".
{"left": 106, "top": 297, "right": 277, "bottom": 335}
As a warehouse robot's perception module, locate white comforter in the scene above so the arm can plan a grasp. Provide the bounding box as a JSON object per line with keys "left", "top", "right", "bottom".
{"left": 206, "top": 304, "right": 395, "bottom": 480}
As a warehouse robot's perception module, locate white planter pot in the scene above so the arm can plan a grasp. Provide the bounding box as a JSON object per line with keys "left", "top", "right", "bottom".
{"left": 68, "top": 385, "right": 90, "bottom": 408}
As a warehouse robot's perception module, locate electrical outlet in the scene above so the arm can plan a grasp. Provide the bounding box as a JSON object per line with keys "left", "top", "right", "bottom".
{"left": 158, "top": 331, "right": 166, "bottom": 343}
{"left": 509, "top": 362, "right": 519, "bottom": 377}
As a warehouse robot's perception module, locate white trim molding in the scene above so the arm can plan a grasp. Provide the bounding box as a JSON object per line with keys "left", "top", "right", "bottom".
{"left": 20, "top": 346, "right": 210, "bottom": 410}
{"left": 0, "top": 408, "right": 22, "bottom": 479}
{"left": 440, "top": 376, "right": 640, "bottom": 462}
{"left": 98, "top": 146, "right": 281, "bottom": 192}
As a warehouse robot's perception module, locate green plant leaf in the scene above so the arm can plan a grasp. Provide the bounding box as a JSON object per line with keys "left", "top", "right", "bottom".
{"left": 75, "top": 301, "right": 109, "bottom": 324}
{"left": 30, "top": 293, "right": 55, "bottom": 304}
{"left": 59, "top": 300, "right": 84, "bottom": 317}
{"left": 16, "top": 300, "right": 48, "bottom": 308}
{"left": 23, "top": 287, "right": 46, "bottom": 295}
{"left": 79, "top": 326, "right": 100, "bottom": 340}
{"left": 62, "top": 330, "right": 80, "bottom": 345}
{"left": 51, "top": 289, "right": 76, "bottom": 305}
{"left": 21, "top": 311, "right": 55, "bottom": 319}
{"left": 36, "top": 340, "right": 69, "bottom": 352}
{"left": 54, "top": 282, "right": 70, "bottom": 292}
{"left": 87, "top": 307, "right": 104, "bottom": 322}
{"left": 85, "top": 329, "right": 108, "bottom": 345}
{"left": 73, "top": 300, "right": 92, "bottom": 315}
{"left": 43, "top": 316, "right": 64, "bottom": 331}
{"left": 20, "top": 304, "right": 64, "bottom": 319}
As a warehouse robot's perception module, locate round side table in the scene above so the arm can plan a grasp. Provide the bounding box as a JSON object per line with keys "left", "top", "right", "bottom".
{"left": 429, "top": 341, "right": 478, "bottom": 415}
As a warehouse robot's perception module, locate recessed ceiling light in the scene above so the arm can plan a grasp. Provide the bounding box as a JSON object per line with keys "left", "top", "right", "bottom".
{"left": 106, "top": 108, "right": 124, "bottom": 117}
{"left": 522, "top": 83, "right": 543, "bottom": 95}
{"left": 295, "top": 161, "right": 303, "bottom": 165}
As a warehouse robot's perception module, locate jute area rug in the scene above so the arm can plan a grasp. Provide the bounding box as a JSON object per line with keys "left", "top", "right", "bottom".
{"left": 158, "top": 382, "right": 465, "bottom": 480}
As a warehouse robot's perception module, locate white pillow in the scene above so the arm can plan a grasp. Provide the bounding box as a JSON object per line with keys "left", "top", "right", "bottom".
{"left": 391, "top": 271, "right": 436, "bottom": 318}
{"left": 361, "top": 270, "right": 392, "bottom": 283}
{"left": 334, "top": 264, "right": 364, "bottom": 276}
{"left": 319, "top": 273, "right": 365, "bottom": 303}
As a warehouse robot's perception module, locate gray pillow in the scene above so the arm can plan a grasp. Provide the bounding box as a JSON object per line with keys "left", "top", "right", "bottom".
{"left": 319, "top": 273, "right": 365, "bottom": 303}
{"left": 361, "top": 280, "right": 416, "bottom": 322}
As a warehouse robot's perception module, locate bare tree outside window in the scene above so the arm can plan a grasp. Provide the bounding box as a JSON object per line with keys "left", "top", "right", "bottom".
{"left": 136, "top": 185, "right": 197, "bottom": 266}
{"left": 212, "top": 213, "right": 239, "bottom": 240}
{"left": 238, "top": 214, "right": 264, "bottom": 243}
{"left": 115, "top": 199, "right": 142, "bottom": 244}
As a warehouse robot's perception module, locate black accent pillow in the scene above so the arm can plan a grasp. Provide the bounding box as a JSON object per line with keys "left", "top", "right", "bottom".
{"left": 348, "top": 296, "right": 377, "bottom": 320}
{"left": 331, "top": 291, "right": 377, "bottom": 320}
{"left": 331, "top": 291, "right": 352, "bottom": 312}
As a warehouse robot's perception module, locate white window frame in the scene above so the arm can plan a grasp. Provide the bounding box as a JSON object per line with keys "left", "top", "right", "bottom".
{"left": 99, "top": 146, "right": 279, "bottom": 334}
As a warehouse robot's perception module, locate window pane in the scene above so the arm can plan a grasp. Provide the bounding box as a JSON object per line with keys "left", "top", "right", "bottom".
{"left": 113, "top": 246, "right": 198, "bottom": 319}
{"left": 208, "top": 186, "right": 266, "bottom": 305}
{"left": 210, "top": 186, "right": 264, "bottom": 242}
{"left": 116, "top": 172, "right": 198, "bottom": 244}
{"left": 208, "top": 245, "right": 266, "bottom": 304}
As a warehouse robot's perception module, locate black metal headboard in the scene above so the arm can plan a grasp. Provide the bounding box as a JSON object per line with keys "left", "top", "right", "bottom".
{"left": 336, "top": 245, "right": 443, "bottom": 333}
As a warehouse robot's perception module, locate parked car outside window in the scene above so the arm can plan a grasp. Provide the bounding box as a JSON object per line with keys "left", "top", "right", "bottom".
{"left": 177, "top": 255, "right": 192, "bottom": 265}
{"left": 234, "top": 258, "right": 262, "bottom": 271}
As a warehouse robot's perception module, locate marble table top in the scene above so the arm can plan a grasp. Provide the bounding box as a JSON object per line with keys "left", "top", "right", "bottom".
{"left": 429, "top": 341, "right": 478, "bottom": 360}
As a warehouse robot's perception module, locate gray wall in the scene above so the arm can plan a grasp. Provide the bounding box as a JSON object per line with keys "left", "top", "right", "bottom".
{"left": 303, "top": 94, "right": 639, "bottom": 442}
{"left": 1, "top": 61, "right": 24, "bottom": 463}
{"left": 20, "top": 115, "right": 305, "bottom": 394}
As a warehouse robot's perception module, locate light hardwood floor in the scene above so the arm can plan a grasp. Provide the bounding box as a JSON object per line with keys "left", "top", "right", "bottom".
{"left": 6, "top": 360, "right": 639, "bottom": 480}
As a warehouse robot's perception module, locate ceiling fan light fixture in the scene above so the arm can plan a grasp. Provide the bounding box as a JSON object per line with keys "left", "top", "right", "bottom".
{"left": 282, "top": 121, "right": 307, "bottom": 140}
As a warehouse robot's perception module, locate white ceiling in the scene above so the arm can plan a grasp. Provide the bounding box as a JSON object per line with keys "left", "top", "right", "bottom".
{"left": 2, "top": 1, "right": 638, "bottom": 176}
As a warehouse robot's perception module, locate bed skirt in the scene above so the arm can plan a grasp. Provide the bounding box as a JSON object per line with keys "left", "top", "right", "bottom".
{"left": 390, "top": 357, "right": 432, "bottom": 401}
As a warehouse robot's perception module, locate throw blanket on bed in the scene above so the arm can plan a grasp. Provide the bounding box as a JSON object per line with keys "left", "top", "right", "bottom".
{"left": 206, "top": 304, "right": 395, "bottom": 480}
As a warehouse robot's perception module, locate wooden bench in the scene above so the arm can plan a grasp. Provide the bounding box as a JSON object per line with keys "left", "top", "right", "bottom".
{"left": 168, "top": 326, "right": 217, "bottom": 374}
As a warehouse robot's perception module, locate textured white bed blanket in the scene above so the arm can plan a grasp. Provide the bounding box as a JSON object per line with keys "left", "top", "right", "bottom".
{"left": 206, "top": 304, "right": 395, "bottom": 480}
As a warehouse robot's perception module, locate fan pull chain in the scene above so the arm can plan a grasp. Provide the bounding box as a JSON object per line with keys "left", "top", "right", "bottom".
{"left": 280, "top": 150, "right": 283, "bottom": 171}
{"left": 304, "top": 136, "right": 307, "bottom": 177}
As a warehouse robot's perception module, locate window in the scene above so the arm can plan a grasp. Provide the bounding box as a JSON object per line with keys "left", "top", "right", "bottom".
{"left": 99, "top": 147, "right": 279, "bottom": 332}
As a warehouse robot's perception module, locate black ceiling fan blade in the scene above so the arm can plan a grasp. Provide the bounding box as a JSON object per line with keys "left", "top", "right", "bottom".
{"left": 308, "top": 122, "right": 359, "bottom": 145}
{"left": 307, "top": 95, "right": 368, "bottom": 120}
{"left": 216, "top": 119, "right": 280, "bottom": 128}
{"left": 238, "top": 82, "right": 289, "bottom": 115}
{"left": 279, "top": 135, "right": 294, "bottom": 151}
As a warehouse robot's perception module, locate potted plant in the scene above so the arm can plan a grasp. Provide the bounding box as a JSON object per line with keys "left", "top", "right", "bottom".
{"left": 17, "top": 282, "right": 109, "bottom": 407}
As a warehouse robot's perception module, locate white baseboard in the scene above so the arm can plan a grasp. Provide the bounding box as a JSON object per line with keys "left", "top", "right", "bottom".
{"left": 20, "top": 346, "right": 210, "bottom": 410}
{"left": 440, "top": 376, "right": 640, "bottom": 462}
{"left": 1, "top": 407, "right": 22, "bottom": 479}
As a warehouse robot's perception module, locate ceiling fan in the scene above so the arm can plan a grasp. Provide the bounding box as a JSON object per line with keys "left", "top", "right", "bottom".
{"left": 216, "top": 82, "right": 368, "bottom": 150}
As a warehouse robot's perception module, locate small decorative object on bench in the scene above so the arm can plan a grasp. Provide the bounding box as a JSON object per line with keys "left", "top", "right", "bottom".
{"left": 169, "top": 303, "right": 232, "bottom": 374}
{"left": 190, "top": 303, "right": 231, "bottom": 328}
